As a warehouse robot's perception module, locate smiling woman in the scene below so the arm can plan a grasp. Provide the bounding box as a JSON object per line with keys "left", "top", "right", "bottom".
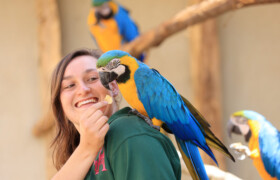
{"left": 50, "top": 48, "right": 181, "bottom": 180}
{"left": 59, "top": 52, "right": 118, "bottom": 126}
{"left": 51, "top": 49, "right": 119, "bottom": 178}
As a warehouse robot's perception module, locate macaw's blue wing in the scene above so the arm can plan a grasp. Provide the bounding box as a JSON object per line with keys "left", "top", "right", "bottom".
{"left": 134, "top": 66, "right": 204, "bottom": 142}
{"left": 134, "top": 65, "right": 217, "bottom": 179}
{"left": 259, "top": 122, "right": 280, "bottom": 179}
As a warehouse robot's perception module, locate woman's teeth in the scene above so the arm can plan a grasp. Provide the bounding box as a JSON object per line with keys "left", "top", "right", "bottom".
{"left": 77, "top": 98, "right": 97, "bottom": 107}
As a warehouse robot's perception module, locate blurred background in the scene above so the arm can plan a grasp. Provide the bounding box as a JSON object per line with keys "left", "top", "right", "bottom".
{"left": 1, "top": 0, "right": 280, "bottom": 179}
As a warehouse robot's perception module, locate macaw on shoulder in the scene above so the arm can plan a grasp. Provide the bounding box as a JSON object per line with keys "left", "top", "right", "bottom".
{"left": 96, "top": 50, "right": 235, "bottom": 180}
{"left": 228, "top": 110, "right": 280, "bottom": 180}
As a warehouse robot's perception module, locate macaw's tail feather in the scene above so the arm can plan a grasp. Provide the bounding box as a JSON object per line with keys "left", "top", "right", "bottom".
{"left": 205, "top": 135, "right": 235, "bottom": 162}
{"left": 192, "top": 139, "right": 218, "bottom": 166}
{"left": 176, "top": 138, "right": 209, "bottom": 180}
{"left": 180, "top": 95, "right": 235, "bottom": 162}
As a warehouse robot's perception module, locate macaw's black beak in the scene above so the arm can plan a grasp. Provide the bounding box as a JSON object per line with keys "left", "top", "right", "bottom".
{"left": 99, "top": 71, "right": 118, "bottom": 90}
{"left": 227, "top": 117, "right": 252, "bottom": 142}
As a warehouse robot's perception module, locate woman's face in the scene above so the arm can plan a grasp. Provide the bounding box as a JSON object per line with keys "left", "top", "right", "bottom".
{"left": 60, "top": 55, "right": 118, "bottom": 126}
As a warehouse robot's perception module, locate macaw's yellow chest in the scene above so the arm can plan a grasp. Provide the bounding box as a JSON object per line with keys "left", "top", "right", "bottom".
{"left": 248, "top": 121, "right": 277, "bottom": 180}
{"left": 118, "top": 79, "right": 148, "bottom": 116}
{"left": 249, "top": 136, "right": 276, "bottom": 180}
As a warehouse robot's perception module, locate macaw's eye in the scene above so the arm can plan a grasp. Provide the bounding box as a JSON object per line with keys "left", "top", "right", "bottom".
{"left": 236, "top": 116, "right": 247, "bottom": 124}
{"left": 107, "top": 58, "right": 120, "bottom": 70}
{"left": 113, "top": 59, "right": 119, "bottom": 67}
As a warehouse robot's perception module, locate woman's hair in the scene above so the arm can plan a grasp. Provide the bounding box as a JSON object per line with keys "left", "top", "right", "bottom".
{"left": 51, "top": 48, "right": 102, "bottom": 170}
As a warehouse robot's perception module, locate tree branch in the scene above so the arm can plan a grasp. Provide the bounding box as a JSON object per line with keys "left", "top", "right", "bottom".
{"left": 121, "top": 0, "right": 280, "bottom": 57}
{"left": 33, "top": 0, "right": 61, "bottom": 137}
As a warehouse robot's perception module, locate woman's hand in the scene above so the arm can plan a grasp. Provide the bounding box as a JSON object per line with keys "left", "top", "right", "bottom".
{"left": 51, "top": 101, "right": 110, "bottom": 180}
{"left": 78, "top": 101, "right": 110, "bottom": 156}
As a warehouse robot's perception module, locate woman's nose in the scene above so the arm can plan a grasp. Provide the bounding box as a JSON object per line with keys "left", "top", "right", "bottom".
{"left": 77, "top": 82, "right": 91, "bottom": 95}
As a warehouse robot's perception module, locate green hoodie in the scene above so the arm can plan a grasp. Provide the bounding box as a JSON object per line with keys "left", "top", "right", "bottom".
{"left": 85, "top": 107, "right": 181, "bottom": 180}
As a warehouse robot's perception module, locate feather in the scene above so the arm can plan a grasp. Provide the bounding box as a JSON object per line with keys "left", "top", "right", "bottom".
{"left": 181, "top": 95, "right": 235, "bottom": 162}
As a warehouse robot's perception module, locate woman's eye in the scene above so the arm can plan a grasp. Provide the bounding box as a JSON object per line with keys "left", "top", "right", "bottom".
{"left": 64, "top": 83, "right": 75, "bottom": 89}
{"left": 88, "top": 77, "right": 98, "bottom": 82}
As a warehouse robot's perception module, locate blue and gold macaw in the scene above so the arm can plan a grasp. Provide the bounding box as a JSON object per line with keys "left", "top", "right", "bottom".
{"left": 88, "top": 0, "right": 145, "bottom": 62}
{"left": 97, "top": 50, "right": 235, "bottom": 180}
{"left": 228, "top": 110, "right": 280, "bottom": 180}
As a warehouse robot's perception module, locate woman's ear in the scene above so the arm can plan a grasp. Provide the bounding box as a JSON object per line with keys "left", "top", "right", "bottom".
{"left": 109, "top": 80, "right": 119, "bottom": 97}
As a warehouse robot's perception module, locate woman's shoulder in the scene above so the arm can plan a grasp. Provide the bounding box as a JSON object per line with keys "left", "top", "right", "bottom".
{"left": 107, "top": 107, "right": 160, "bottom": 138}
{"left": 104, "top": 108, "right": 181, "bottom": 179}
{"left": 105, "top": 107, "right": 174, "bottom": 150}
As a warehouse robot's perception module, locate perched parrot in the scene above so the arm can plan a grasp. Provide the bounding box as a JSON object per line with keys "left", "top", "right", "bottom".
{"left": 97, "top": 50, "right": 235, "bottom": 180}
{"left": 88, "top": 0, "right": 145, "bottom": 62}
{"left": 227, "top": 110, "right": 280, "bottom": 180}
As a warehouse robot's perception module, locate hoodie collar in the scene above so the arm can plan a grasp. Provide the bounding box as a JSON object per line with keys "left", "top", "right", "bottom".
{"left": 108, "top": 107, "right": 131, "bottom": 124}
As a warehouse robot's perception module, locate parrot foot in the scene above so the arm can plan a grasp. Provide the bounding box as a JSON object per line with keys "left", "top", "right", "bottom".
{"left": 129, "top": 109, "right": 160, "bottom": 131}
{"left": 230, "top": 142, "right": 251, "bottom": 160}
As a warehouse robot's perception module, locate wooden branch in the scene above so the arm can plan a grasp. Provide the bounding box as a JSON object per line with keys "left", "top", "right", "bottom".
{"left": 189, "top": 17, "right": 225, "bottom": 168}
{"left": 33, "top": 0, "right": 61, "bottom": 137}
{"left": 179, "top": 154, "right": 242, "bottom": 179}
{"left": 34, "top": 1, "right": 61, "bottom": 178}
{"left": 200, "top": 165, "right": 242, "bottom": 180}
{"left": 121, "top": 0, "right": 280, "bottom": 57}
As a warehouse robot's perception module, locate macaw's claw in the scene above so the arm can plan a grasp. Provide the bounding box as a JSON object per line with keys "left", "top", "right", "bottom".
{"left": 230, "top": 142, "right": 251, "bottom": 160}
{"left": 129, "top": 109, "right": 160, "bottom": 131}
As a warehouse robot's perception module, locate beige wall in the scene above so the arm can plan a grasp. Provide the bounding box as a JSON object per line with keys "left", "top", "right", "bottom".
{"left": 0, "top": 0, "right": 46, "bottom": 179}
{"left": 1, "top": 0, "right": 280, "bottom": 179}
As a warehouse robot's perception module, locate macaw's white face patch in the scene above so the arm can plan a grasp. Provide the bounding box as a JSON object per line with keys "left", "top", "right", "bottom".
{"left": 113, "top": 64, "right": 126, "bottom": 76}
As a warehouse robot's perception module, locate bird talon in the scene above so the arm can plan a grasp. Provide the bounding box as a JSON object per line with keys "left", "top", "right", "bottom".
{"left": 129, "top": 109, "right": 160, "bottom": 131}
{"left": 230, "top": 142, "right": 251, "bottom": 160}
{"left": 152, "top": 125, "right": 160, "bottom": 131}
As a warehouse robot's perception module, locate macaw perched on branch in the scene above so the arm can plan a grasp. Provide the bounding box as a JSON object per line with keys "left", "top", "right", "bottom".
{"left": 227, "top": 110, "right": 280, "bottom": 180}
{"left": 88, "top": 0, "right": 145, "bottom": 62}
{"left": 96, "top": 50, "right": 235, "bottom": 180}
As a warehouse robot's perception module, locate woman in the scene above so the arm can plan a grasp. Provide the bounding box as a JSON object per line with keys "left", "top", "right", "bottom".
{"left": 51, "top": 48, "right": 181, "bottom": 180}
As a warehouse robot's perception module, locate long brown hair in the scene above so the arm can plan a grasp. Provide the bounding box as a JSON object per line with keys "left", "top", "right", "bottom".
{"left": 51, "top": 48, "right": 102, "bottom": 170}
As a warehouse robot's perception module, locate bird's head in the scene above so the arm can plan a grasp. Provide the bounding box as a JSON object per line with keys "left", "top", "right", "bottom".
{"left": 96, "top": 50, "right": 137, "bottom": 90}
{"left": 227, "top": 110, "right": 265, "bottom": 142}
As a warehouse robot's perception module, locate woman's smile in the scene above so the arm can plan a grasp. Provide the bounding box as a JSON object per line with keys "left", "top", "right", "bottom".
{"left": 75, "top": 97, "right": 99, "bottom": 108}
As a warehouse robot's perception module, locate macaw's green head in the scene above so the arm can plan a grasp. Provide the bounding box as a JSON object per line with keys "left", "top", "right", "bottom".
{"left": 97, "top": 50, "right": 135, "bottom": 90}
{"left": 227, "top": 110, "right": 265, "bottom": 142}
{"left": 92, "top": 0, "right": 110, "bottom": 7}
